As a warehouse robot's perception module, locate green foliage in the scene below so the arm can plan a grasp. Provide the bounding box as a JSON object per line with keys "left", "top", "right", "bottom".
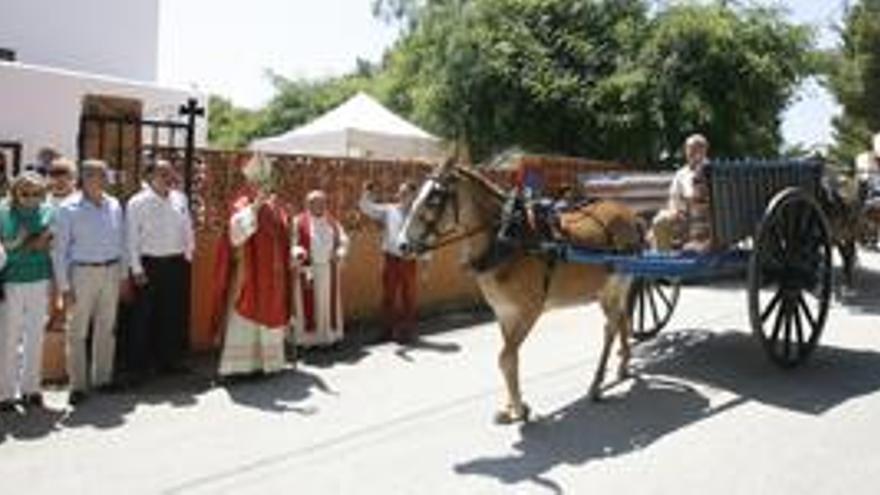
{"left": 826, "top": 0, "right": 880, "bottom": 170}
{"left": 639, "top": 4, "right": 814, "bottom": 162}
{"left": 212, "top": 0, "right": 816, "bottom": 167}
{"left": 380, "top": 0, "right": 815, "bottom": 166}
{"left": 255, "top": 71, "right": 376, "bottom": 139}
{"left": 207, "top": 95, "right": 260, "bottom": 149}
{"left": 381, "top": 0, "right": 654, "bottom": 162}
{"left": 207, "top": 72, "right": 379, "bottom": 149}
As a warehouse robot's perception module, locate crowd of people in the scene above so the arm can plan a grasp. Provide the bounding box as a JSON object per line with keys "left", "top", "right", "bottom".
{"left": 0, "top": 152, "right": 196, "bottom": 412}
{"left": 209, "top": 155, "right": 427, "bottom": 380}
{"left": 0, "top": 151, "right": 430, "bottom": 414}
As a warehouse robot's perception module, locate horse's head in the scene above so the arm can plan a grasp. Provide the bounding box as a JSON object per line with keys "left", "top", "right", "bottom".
{"left": 398, "top": 159, "right": 461, "bottom": 256}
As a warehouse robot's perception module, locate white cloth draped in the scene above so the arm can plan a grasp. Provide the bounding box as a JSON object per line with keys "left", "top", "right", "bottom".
{"left": 291, "top": 213, "right": 349, "bottom": 348}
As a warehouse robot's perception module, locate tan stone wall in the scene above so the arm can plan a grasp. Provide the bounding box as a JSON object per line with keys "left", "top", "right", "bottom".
{"left": 42, "top": 149, "right": 633, "bottom": 378}
{"left": 185, "top": 150, "right": 629, "bottom": 350}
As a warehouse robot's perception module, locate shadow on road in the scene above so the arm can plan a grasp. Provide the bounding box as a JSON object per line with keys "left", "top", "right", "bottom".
{"left": 455, "top": 328, "right": 880, "bottom": 493}
{"left": 0, "top": 407, "right": 66, "bottom": 444}
{"left": 838, "top": 263, "right": 880, "bottom": 315}
{"left": 394, "top": 337, "right": 462, "bottom": 362}
{"left": 60, "top": 371, "right": 214, "bottom": 430}
{"left": 222, "top": 368, "right": 334, "bottom": 414}
{"left": 455, "top": 375, "right": 723, "bottom": 494}
{"left": 636, "top": 329, "right": 880, "bottom": 414}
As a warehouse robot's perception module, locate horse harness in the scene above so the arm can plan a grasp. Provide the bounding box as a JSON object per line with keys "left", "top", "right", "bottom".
{"left": 410, "top": 174, "right": 618, "bottom": 295}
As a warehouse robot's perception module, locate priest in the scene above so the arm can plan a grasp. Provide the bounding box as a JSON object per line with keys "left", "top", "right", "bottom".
{"left": 291, "top": 190, "right": 349, "bottom": 350}
{"left": 212, "top": 154, "right": 291, "bottom": 377}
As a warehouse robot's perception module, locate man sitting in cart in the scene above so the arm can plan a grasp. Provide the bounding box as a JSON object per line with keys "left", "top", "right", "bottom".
{"left": 650, "top": 133, "right": 713, "bottom": 252}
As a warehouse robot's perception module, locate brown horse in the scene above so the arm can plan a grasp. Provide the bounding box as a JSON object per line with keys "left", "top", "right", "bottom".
{"left": 398, "top": 162, "right": 644, "bottom": 424}
{"left": 818, "top": 174, "right": 862, "bottom": 291}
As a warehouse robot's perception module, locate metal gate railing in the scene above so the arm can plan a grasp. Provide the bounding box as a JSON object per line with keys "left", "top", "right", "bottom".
{"left": 77, "top": 98, "right": 204, "bottom": 203}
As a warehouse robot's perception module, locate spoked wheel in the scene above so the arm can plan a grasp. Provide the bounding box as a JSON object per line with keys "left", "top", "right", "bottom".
{"left": 628, "top": 277, "right": 681, "bottom": 341}
{"left": 748, "top": 188, "right": 832, "bottom": 367}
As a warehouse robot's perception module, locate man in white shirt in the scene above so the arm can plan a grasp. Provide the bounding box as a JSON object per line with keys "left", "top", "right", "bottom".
{"left": 650, "top": 134, "right": 711, "bottom": 251}
{"left": 126, "top": 159, "right": 195, "bottom": 379}
{"left": 291, "top": 190, "right": 350, "bottom": 349}
{"left": 359, "top": 181, "right": 424, "bottom": 343}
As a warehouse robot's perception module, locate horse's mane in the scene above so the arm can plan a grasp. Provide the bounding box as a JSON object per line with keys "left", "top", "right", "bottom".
{"left": 453, "top": 164, "right": 506, "bottom": 201}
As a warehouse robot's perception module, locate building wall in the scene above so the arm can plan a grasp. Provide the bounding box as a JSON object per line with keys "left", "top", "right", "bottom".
{"left": 0, "top": 0, "right": 159, "bottom": 82}
{"left": 0, "top": 62, "right": 206, "bottom": 165}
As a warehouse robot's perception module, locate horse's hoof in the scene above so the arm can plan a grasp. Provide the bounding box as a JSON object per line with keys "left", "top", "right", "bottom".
{"left": 617, "top": 367, "right": 631, "bottom": 381}
{"left": 519, "top": 403, "right": 532, "bottom": 423}
{"left": 493, "top": 404, "right": 531, "bottom": 425}
{"left": 589, "top": 387, "right": 603, "bottom": 402}
{"left": 493, "top": 410, "right": 516, "bottom": 425}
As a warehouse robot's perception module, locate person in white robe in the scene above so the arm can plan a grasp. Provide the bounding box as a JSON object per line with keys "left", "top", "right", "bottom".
{"left": 291, "top": 190, "right": 350, "bottom": 349}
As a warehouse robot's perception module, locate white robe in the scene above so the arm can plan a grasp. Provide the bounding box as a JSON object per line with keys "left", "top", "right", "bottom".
{"left": 291, "top": 213, "right": 349, "bottom": 348}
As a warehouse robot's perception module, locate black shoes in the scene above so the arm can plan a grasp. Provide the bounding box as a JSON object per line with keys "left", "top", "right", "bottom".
{"left": 0, "top": 400, "right": 17, "bottom": 413}
{"left": 23, "top": 393, "right": 44, "bottom": 408}
{"left": 160, "top": 363, "right": 192, "bottom": 375}
{"left": 68, "top": 390, "right": 87, "bottom": 406}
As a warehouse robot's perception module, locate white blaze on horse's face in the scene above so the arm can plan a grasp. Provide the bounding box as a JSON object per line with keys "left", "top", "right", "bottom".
{"left": 398, "top": 174, "right": 454, "bottom": 254}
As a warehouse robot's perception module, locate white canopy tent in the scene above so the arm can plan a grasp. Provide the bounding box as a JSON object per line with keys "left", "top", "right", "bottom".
{"left": 250, "top": 92, "right": 445, "bottom": 161}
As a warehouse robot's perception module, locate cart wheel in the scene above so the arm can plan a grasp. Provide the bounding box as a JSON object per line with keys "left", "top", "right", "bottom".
{"left": 628, "top": 277, "right": 680, "bottom": 341}
{"left": 748, "top": 188, "right": 832, "bottom": 367}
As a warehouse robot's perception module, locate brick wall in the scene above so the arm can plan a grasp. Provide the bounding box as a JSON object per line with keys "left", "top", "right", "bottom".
{"left": 187, "top": 150, "right": 629, "bottom": 350}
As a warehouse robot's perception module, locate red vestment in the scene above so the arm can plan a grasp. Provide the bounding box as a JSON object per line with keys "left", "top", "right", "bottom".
{"left": 212, "top": 193, "right": 291, "bottom": 337}
{"left": 292, "top": 212, "right": 341, "bottom": 333}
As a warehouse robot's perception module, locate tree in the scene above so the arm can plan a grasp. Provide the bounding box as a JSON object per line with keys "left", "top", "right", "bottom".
{"left": 381, "top": 0, "right": 654, "bottom": 162}
{"left": 826, "top": 0, "right": 880, "bottom": 169}
{"left": 208, "top": 70, "right": 382, "bottom": 150}
{"left": 207, "top": 95, "right": 260, "bottom": 149}
{"left": 639, "top": 4, "right": 815, "bottom": 163}
{"left": 378, "top": 0, "right": 815, "bottom": 165}
{"left": 252, "top": 71, "right": 378, "bottom": 140}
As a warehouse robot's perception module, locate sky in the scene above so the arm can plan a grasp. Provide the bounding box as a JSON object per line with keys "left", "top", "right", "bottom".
{"left": 158, "top": 0, "right": 845, "bottom": 148}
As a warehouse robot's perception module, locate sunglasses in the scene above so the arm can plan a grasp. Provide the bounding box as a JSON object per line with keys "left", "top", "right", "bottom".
{"left": 48, "top": 169, "right": 72, "bottom": 177}
{"left": 19, "top": 190, "right": 43, "bottom": 199}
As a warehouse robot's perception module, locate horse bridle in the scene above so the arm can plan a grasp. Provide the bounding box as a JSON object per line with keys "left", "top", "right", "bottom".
{"left": 408, "top": 172, "right": 493, "bottom": 253}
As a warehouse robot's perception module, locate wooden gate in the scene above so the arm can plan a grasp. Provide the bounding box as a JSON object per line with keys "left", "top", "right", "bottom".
{"left": 77, "top": 95, "right": 204, "bottom": 203}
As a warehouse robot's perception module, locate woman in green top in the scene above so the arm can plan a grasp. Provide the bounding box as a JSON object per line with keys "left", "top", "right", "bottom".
{"left": 0, "top": 172, "right": 53, "bottom": 412}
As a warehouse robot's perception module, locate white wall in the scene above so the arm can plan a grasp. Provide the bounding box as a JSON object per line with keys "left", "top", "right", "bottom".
{"left": 0, "top": 0, "right": 159, "bottom": 82}
{"left": 0, "top": 62, "right": 206, "bottom": 165}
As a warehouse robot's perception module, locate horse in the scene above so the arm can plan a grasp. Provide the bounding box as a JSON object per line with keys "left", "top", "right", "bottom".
{"left": 397, "top": 161, "right": 644, "bottom": 424}
{"left": 817, "top": 174, "right": 862, "bottom": 292}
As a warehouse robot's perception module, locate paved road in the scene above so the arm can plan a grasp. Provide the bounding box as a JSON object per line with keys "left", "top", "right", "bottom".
{"left": 4, "top": 251, "right": 880, "bottom": 494}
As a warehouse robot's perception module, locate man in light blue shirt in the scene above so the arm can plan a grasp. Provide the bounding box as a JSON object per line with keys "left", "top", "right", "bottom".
{"left": 52, "top": 159, "right": 127, "bottom": 406}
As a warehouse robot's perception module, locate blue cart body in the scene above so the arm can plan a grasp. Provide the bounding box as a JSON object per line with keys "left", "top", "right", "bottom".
{"left": 544, "top": 243, "right": 750, "bottom": 278}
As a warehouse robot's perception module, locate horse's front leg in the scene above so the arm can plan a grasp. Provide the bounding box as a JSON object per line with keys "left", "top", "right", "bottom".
{"left": 494, "top": 320, "right": 532, "bottom": 424}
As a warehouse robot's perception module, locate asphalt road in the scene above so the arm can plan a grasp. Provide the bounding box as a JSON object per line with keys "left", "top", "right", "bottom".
{"left": 3, "top": 251, "right": 880, "bottom": 494}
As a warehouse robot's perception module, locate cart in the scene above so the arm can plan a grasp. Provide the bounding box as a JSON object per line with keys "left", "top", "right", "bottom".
{"left": 549, "top": 159, "right": 832, "bottom": 368}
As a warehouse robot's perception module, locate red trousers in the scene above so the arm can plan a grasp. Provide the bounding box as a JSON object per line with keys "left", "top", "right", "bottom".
{"left": 382, "top": 254, "right": 418, "bottom": 339}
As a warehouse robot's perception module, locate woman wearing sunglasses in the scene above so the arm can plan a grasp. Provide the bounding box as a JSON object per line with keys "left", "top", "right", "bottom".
{"left": 0, "top": 172, "right": 53, "bottom": 412}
